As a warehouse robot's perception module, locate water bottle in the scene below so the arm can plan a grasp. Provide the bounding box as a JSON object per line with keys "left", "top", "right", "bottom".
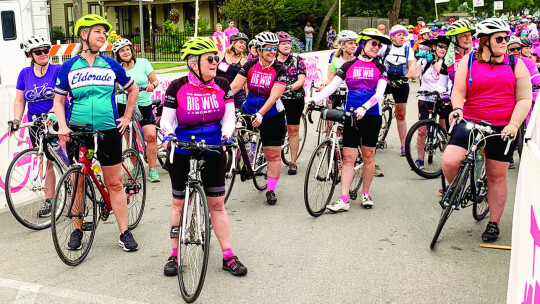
{"left": 51, "top": 140, "right": 69, "bottom": 166}
{"left": 249, "top": 135, "right": 257, "bottom": 163}
{"left": 474, "top": 149, "right": 484, "bottom": 180}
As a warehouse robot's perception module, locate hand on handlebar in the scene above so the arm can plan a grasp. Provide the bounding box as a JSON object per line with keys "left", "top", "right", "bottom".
{"left": 501, "top": 123, "right": 519, "bottom": 141}
{"left": 449, "top": 109, "right": 463, "bottom": 125}
{"left": 58, "top": 126, "right": 73, "bottom": 142}
{"left": 354, "top": 107, "right": 367, "bottom": 120}
{"left": 252, "top": 112, "right": 263, "bottom": 127}
{"left": 9, "top": 119, "right": 20, "bottom": 132}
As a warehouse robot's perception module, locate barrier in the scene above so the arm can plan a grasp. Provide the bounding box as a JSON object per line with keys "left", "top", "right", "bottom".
{"left": 507, "top": 95, "right": 540, "bottom": 303}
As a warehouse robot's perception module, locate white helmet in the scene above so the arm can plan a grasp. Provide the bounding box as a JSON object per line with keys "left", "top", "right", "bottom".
{"left": 112, "top": 38, "right": 132, "bottom": 53}
{"left": 336, "top": 30, "right": 358, "bottom": 43}
{"left": 419, "top": 28, "right": 431, "bottom": 35}
{"left": 475, "top": 18, "right": 510, "bottom": 37}
{"left": 530, "top": 29, "right": 539, "bottom": 40}
{"left": 254, "top": 31, "right": 279, "bottom": 48}
{"left": 23, "top": 35, "right": 52, "bottom": 54}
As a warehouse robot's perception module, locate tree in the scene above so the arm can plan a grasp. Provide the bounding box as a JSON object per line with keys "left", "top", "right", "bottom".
{"left": 314, "top": 0, "right": 338, "bottom": 51}
{"left": 388, "top": 0, "right": 403, "bottom": 25}
{"left": 73, "top": 0, "right": 83, "bottom": 24}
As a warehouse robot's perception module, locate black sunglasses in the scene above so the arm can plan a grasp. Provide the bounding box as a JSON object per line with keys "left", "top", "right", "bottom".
{"left": 206, "top": 55, "right": 220, "bottom": 64}
{"left": 33, "top": 48, "right": 50, "bottom": 56}
{"left": 508, "top": 47, "right": 522, "bottom": 52}
{"left": 436, "top": 44, "right": 448, "bottom": 50}
{"left": 494, "top": 36, "right": 510, "bottom": 44}
{"left": 369, "top": 41, "right": 383, "bottom": 48}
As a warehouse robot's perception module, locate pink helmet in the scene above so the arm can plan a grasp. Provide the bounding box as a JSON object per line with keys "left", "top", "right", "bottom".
{"left": 449, "top": 18, "right": 456, "bottom": 23}
{"left": 276, "top": 31, "right": 291, "bottom": 42}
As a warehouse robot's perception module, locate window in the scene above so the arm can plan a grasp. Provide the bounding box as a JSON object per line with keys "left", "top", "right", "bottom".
{"left": 64, "top": 4, "right": 74, "bottom": 37}
{"left": 88, "top": 3, "right": 102, "bottom": 16}
{"left": 163, "top": 4, "right": 171, "bottom": 21}
{"left": 1, "top": 11, "right": 16, "bottom": 40}
{"left": 119, "top": 7, "right": 132, "bottom": 36}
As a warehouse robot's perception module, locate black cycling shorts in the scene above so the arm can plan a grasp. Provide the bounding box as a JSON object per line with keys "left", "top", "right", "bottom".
{"left": 342, "top": 114, "right": 382, "bottom": 148}
{"left": 241, "top": 109, "right": 286, "bottom": 147}
{"left": 330, "top": 94, "right": 346, "bottom": 109}
{"left": 448, "top": 121, "right": 517, "bottom": 163}
{"left": 66, "top": 127, "right": 123, "bottom": 166}
{"left": 385, "top": 83, "right": 410, "bottom": 104}
{"left": 168, "top": 152, "right": 226, "bottom": 199}
{"left": 117, "top": 103, "right": 156, "bottom": 127}
{"left": 283, "top": 98, "right": 305, "bottom": 125}
{"left": 233, "top": 91, "right": 247, "bottom": 110}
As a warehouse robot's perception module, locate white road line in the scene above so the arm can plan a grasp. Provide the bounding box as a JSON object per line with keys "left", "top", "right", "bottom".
{"left": 0, "top": 277, "right": 147, "bottom": 304}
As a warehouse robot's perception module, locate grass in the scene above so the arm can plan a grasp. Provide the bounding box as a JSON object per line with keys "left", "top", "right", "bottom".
{"left": 163, "top": 68, "right": 188, "bottom": 74}
{"left": 151, "top": 62, "right": 185, "bottom": 70}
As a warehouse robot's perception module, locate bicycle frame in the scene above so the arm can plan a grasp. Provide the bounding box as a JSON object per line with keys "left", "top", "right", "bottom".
{"left": 227, "top": 114, "right": 266, "bottom": 179}
{"left": 180, "top": 158, "right": 204, "bottom": 246}
{"left": 315, "top": 122, "right": 342, "bottom": 182}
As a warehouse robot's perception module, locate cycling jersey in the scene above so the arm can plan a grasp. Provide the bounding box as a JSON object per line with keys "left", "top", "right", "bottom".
{"left": 278, "top": 54, "right": 306, "bottom": 100}
{"left": 379, "top": 44, "right": 414, "bottom": 78}
{"left": 116, "top": 58, "right": 154, "bottom": 106}
{"left": 54, "top": 55, "right": 134, "bottom": 131}
{"left": 238, "top": 59, "right": 287, "bottom": 117}
{"left": 17, "top": 64, "right": 62, "bottom": 121}
{"left": 336, "top": 57, "right": 387, "bottom": 115}
{"left": 163, "top": 72, "right": 233, "bottom": 153}
{"left": 417, "top": 58, "right": 443, "bottom": 101}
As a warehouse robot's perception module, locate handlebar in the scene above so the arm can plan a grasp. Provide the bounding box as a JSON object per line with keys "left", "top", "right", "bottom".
{"left": 306, "top": 101, "right": 325, "bottom": 124}
{"left": 8, "top": 113, "right": 58, "bottom": 143}
{"left": 168, "top": 135, "right": 234, "bottom": 164}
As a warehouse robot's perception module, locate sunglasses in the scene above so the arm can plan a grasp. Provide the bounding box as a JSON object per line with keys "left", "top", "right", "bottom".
{"left": 33, "top": 48, "right": 50, "bottom": 56}
{"left": 261, "top": 46, "right": 278, "bottom": 52}
{"left": 206, "top": 55, "right": 220, "bottom": 64}
{"left": 369, "top": 41, "right": 383, "bottom": 49}
{"left": 494, "top": 36, "right": 510, "bottom": 44}
{"left": 436, "top": 44, "right": 448, "bottom": 50}
{"left": 508, "top": 47, "right": 522, "bottom": 52}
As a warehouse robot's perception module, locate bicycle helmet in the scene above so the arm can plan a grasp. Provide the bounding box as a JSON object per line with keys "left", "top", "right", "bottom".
{"left": 419, "top": 28, "right": 431, "bottom": 35}
{"left": 23, "top": 35, "right": 52, "bottom": 54}
{"left": 521, "top": 37, "right": 533, "bottom": 47}
{"left": 254, "top": 31, "right": 279, "bottom": 48}
{"left": 445, "top": 19, "right": 475, "bottom": 36}
{"left": 356, "top": 28, "right": 391, "bottom": 45}
{"left": 389, "top": 25, "right": 407, "bottom": 36}
{"left": 112, "top": 38, "right": 132, "bottom": 53}
{"left": 475, "top": 18, "right": 510, "bottom": 37}
{"left": 530, "top": 30, "right": 539, "bottom": 40}
{"left": 507, "top": 36, "right": 521, "bottom": 46}
{"left": 248, "top": 39, "right": 256, "bottom": 48}
{"left": 449, "top": 18, "right": 456, "bottom": 23}
{"left": 275, "top": 31, "right": 292, "bottom": 42}
{"left": 74, "top": 14, "right": 112, "bottom": 36}
{"left": 336, "top": 30, "right": 358, "bottom": 43}
{"left": 230, "top": 32, "right": 249, "bottom": 44}
{"left": 180, "top": 37, "right": 218, "bottom": 60}
{"left": 407, "top": 25, "right": 414, "bottom": 29}
{"left": 417, "top": 17, "right": 424, "bottom": 21}
{"left": 400, "top": 21, "right": 407, "bottom": 26}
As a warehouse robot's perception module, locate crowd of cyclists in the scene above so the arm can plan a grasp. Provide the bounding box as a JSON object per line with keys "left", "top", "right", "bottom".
{"left": 7, "top": 12, "right": 537, "bottom": 283}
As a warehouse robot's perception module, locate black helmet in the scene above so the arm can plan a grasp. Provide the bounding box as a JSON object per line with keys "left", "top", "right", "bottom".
{"left": 521, "top": 37, "right": 533, "bottom": 47}
{"left": 230, "top": 32, "right": 249, "bottom": 44}
{"left": 417, "top": 16, "right": 424, "bottom": 21}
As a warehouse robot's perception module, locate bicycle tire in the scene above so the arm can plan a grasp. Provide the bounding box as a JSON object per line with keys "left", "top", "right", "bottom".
{"left": 281, "top": 113, "right": 308, "bottom": 166}
{"left": 405, "top": 120, "right": 447, "bottom": 179}
{"left": 377, "top": 106, "right": 392, "bottom": 149}
{"left": 349, "top": 152, "right": 364, "bottom": 200}
{"left": 178, "top": 183, "right": 210, "bottom": 303}
{"left": 472, "top": 176, "right": 489, "bottom": 221}
{"left": 51, "top": 166, "right": 97, "bottom": 266}
{"left": 430, "top": 163, "right": 470, "bottom": 249}
{"left": 156, "top": 129, "right": 166, "bottom": 166}
{"left": 224, "top": 148, "right": 237, "bottom": 203}
{"left": 5, "top": 148, "right": 63, "bottom": 230}
{"left": 253, "top": 141, "right": 267, "bottom": 191}
{"left": 122, "top": 148, "right": 146, "bottom": 230}
{"left": 304, "top": 140, "right": 338, "bottom": 217}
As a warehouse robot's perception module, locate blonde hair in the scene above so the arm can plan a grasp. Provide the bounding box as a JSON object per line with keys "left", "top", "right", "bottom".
{"left": 226, "top": 40, "right": 244, "bottom": 55}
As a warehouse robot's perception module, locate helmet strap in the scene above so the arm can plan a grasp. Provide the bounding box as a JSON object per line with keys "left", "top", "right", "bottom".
{"left": 187, "top": 55, "right": 210, "bottom": 85}
{"left": 82, "top": 26, "right": 101, "bottom": 55}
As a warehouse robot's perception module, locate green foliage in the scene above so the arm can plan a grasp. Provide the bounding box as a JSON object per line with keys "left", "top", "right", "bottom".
{"left": 51, "top": 26, "right": 65, "bottom": 44}
{"left": 164, "top": 19, "right": 180, "bottom": 35}
{"left": 184, "top": 20, "right": 195, "bottom": 33}
{"left": 198, "top": 18, "right": 211, "bottom": 32}
{"left": 132, "top": 35, "right": 141, "bottom": 44}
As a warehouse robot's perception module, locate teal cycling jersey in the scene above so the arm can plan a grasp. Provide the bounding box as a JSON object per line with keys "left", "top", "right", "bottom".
{"left": 54, "top": 55, "right": 134, "bottom": 131}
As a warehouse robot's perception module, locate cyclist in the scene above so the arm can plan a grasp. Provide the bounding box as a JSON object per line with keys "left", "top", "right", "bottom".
{"left": 413, "top": 35, "right": 451, "bottom": 169}
{"left": 406, "top": 25, "right": 417, "bottom": 48}
{"left": 160, "top": 37, "right": 247, "bottom": 276}
{"left": 112, "top": 38, "right": 161, "bottom": 183}
{"left": 377, "top": 24, "right": 386, "bottom": 35}
{"left": 414, "top": 28, "right": 432, "bottom": 53}
{"left": 247, "top": 39, "right": 259, "bottom": 61}
{"left": 217, "top": 32, "right": 249, "bottom": 109}
{"left": 276, "top": 31, "right": 307, "bottom": 175}
{"left": 314, "top": 28, "right": 391, "bottom": 210}
{"left": 520, "top": 37, "right": 536, "bottom": 61}
{"left": 442, "top": 18, "right": 532, "bottom": 242}
{"left": 12, "top": 35, "right": 62, "bottom": 218}
{"left": 380, "top": 24, "right": 416, "bottom": 156}
{"left": 326, "top": 30, "right": 358, "bottom": 109}
{"left": 53, "top": 14, "right": 140, "bottom": 252}
{"left": 229, "top": 31, "right": 288, "bottom": 205}
{"left": 413, "top": 17, "right": 427, "bottom": 35}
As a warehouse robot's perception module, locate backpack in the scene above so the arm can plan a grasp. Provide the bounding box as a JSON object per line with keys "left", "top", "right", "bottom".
{"left": 467, "top": 52, "right": 516, "bottom": 87}
{"left": 384, "top": 44, "right": 410, "bottom": 77}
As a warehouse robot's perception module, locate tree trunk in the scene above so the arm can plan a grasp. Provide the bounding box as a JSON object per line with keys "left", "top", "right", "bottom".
{"left": 73, "top": 0, "right": 83, "bottom": 25}
{"left": 388, "top": 0, "right": 403, "bottom": 26}
{"left": 314, "top": 0, "right": 338, "bottom": 51}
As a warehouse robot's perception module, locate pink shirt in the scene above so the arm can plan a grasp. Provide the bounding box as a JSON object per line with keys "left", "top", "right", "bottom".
{"left": 224, "top": 27, "right": 239, "bottom": 45}
{"left": 464, "top": 54, "right": 517, "bottom": 126}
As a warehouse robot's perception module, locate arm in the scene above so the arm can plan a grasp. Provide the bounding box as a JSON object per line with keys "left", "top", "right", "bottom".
{"left": 257, "top": 83, "right": 286, "bottom": 116}
{"left": 160, "top": 107, "right": 178, "bottom": 150}
{"left": 405, "top": 59, "right": 417, "bottom": 78}
{"left": 449, "top": 53, "right": 469, "bottom": 123}
{"left": 52, "top": 94, "right": 71, "bottom": 141}
{"left": 291, "top": 74, "right": 306, "bottom": 90}
{"left": 314, "top": 76, "right": 344, "bottom": 104}
{"left": 220, "top": 102, "right": 235, "bottom": 138}
{"left": 146, "top": 71, "right": 159, "bottom": 92}
{"left": 13, "top": 90, "right": 26, "bottom": 122}
{"left": 502, "top": 59, "right": 533, "bottom": 138}
{"left": 230, "top": 74, "right": 247, "bottom": 95}
{"left": 116, "top": 83, "right": 139, "bottom": 133}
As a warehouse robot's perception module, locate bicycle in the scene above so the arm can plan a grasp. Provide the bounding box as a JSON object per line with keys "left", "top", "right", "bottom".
{"left": 5, "top": 114, "right": 69, "bottom": 230}
{"left": 223, "top": 111, "right": 268, "bottom": 202}
{"left": 405, "top": 91, "right": 450, "bottom": 179}
{"left": 168, "top": 136, "right": 233, "bottom": 303}
{"left": 304, "top": 103, "right": 363, "bottom": 217}
{"left": 430, "top": 116, "right": 514, "bottom": 249}
{"left": 280, "top": 111, "right": 308, "bottom": 166}
{"left": 50, "top": 123, "right": 146, "bottom": 266}
{"left": 376, "top": 93, "right": 395, "bottom": 150}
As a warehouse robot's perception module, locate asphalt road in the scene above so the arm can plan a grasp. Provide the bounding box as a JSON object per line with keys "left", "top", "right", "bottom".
{"left": 0, "top": 82, "right": 518, "bottom": 303}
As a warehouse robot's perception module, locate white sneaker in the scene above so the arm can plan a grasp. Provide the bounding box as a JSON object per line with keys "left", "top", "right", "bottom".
{"left": 361, "top": 193, "right": 374, "bottom": 209}
{"left": 326, "top": 199, "right": 349, "bottom": 212}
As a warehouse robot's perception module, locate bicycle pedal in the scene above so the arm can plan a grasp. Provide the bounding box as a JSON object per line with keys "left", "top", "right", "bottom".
{"left": 81, "top": 222, "right": 95, "bottom": 231}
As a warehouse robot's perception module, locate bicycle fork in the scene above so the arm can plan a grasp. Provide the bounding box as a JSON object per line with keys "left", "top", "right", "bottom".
{"left": 180, "top": 159, "right": 204, "bottom": 246}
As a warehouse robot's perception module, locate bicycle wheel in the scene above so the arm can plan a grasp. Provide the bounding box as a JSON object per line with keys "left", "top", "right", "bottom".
{"left": 253, "top": 142, "right": 268, "bottom": 191}
{"left": 405, "top": 120, "right": 447, "bottom": 179}
{"left": 224, "top": 147, "right": 237, "bottom": 203}
{"left": 121, "top": 148, "right": 146, "bottom": 230}
{"left": 5, "top": 148, "right": 63, "bottom": 230}
{"left": 304, "top": 140, "right": 338, "bottom": 217}
{"left": 472, "top": 176, "right": 489, "bottom": 221}
{"left": 281, "top": 113, "right": 308, "bottom": 165}
{"left": 177, "top": 183, "right": 210, "bottom": 303}
{"left": 51, "top": 166, "right": 97, "bottom": 266}
{"left": 349, "top": 153, "right": 364, "bottom": 200}
{"left": 156, "top": 129, "right": 166, "bottom": 166}
{"left": 430, "top": 163, "right": 470, "bottom": 249}
{"left": 377, "top": 106, "right": 392, "bottom": 149}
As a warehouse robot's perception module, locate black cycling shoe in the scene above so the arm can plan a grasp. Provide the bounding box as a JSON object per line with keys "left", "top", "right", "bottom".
{"left": 482, "top": 222, "right": 500, "bottom": 243}
{"left": 222, "top": 256, "right": 248, "bottom": 276}
{"left": 37, "top": 199, "right": 53, "bottom": 218}
{"left": 67, "top": 229, "right": 83, "bottom": 250}
{"left": 118, "top": 230, "right": 139, "bottom": 252}
{"left": 266, "top": 190, "right": 277, "bottom": 205}
{"left": 164, "top": 256, "right": 178, "bottom": 276}
{"left": 287, "top": 164, "right": 297, "bottom": 175}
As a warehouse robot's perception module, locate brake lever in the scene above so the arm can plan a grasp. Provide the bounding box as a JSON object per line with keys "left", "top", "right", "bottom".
{"left": 504, "top": 134, "right": 515, "bottom": 156}
{"left": 448, "top": 113, "right": 460, "bottom": 134}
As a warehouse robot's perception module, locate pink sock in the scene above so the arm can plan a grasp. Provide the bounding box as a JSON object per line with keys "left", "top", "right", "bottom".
{"left": 361, "top": 191, "right": 369, "bottom": 195}
{"left": 222, "top": 248, "right": 234, "bottom": 260}
{"left": 339, "top": 195, "right": 349, "bottom": 203}
{"left": 171, "top": 248, "right": 178, "bottom": 257}
{"left": 267, "top": 177, "right": 278, "bottom": 191}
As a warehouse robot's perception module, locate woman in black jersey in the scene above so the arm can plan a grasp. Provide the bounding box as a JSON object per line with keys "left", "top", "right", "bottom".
{"left": 217, "top": 32, "right": 249, "bottom": 109}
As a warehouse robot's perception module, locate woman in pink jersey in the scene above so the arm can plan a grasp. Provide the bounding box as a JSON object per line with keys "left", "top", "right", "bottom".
{"left": 442, "top": 18, "right": 532, "bottom": 243}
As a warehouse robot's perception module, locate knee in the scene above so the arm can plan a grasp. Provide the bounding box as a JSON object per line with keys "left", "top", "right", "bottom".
{"left": 487, "top": 169, "right": 507, "bottom": 183}
{"left": 442, "top": 154, "right": 459, "bottom": 170}
{"left": 172, "top": 199, "right": 183, "bottom": 213}
{"left": 395, "top": 112, "right": 406, "bottom": 121}
{"left": 144, "top": 132, "right": 157, "bottom": 143}
{"left": 343, "top": 153, "right": 356, "bottom": 165}
{"left": 266, "top": 151, "right": 281, "bottom": 162}
{"left": 106, "top": 178, "right": 124, "bottom": 193}
{"left": 288, "top": 129, "right": 299, "bottom": 137}
{"left": 208, "top": 199, "right": 225, "bottom": 213}
{"left": 362, "top": 151, "right": 375, "bottom": 164}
